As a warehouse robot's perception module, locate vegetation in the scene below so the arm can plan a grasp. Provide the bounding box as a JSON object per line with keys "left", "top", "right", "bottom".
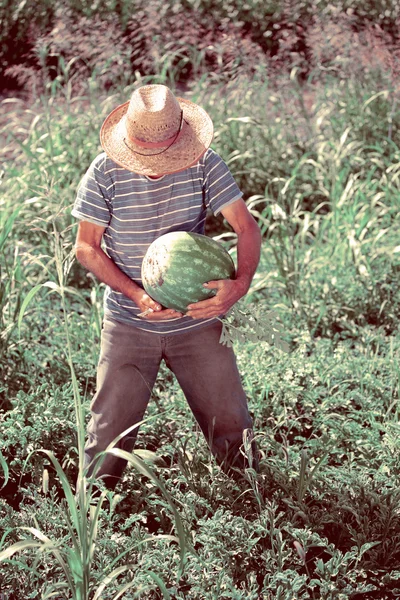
{"left": 1, "top": 1, "right": 400, "bottom": 598}
{"left": 3, "top": 0, "right": 400, "bottom": 94}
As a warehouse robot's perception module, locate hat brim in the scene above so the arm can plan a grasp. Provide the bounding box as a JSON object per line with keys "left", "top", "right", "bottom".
{"left": 100, "top": 97, "right": 214, "bottom": 176}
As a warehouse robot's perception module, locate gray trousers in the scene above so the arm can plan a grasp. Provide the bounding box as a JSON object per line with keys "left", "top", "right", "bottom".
{"left": 84, "top": 318, "right": 259, "bottom": 488}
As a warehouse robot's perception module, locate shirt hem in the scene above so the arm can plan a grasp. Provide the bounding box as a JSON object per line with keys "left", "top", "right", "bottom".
{"left": 103, "top": 310, "right": 220, "bottom": 336}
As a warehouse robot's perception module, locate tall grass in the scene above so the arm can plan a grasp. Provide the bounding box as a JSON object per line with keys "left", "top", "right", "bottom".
{"left": 198, "top": 70, "right": 399, "bottom": 348}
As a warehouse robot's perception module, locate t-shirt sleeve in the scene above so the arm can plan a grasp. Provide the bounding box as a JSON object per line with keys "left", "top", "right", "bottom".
{"left": 72, "top": 154, "right": 112, "bottom": 227}
{"left": 203, "top": 149, "right": 243, "bottom": 216}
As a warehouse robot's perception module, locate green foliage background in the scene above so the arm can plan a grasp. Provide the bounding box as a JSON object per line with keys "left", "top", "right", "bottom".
{"left": 0, "top": 1, "right": 400, "bottom": 598}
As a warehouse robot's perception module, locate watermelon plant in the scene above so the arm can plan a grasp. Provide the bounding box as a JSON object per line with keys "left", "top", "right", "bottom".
{"left": 141, "top": 231, "right": 236, "bottom": 314}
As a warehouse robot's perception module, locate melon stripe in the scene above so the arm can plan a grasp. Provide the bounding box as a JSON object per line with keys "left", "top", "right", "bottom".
{"left": 165, "top": 250, "right": 224, "bottom": 269}
{"left": 160, "top": 246, "right": 232, "bottom": 270}
{"left": 159, "top": 238, "right": 232, "bottom": 265}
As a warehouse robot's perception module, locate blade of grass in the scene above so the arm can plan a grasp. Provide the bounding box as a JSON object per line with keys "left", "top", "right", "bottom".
{"left": 0, "top": 451, "right": 9, "bottom": 489}
{"left": 105, "top": 448, "right": 187, "bottom": 578}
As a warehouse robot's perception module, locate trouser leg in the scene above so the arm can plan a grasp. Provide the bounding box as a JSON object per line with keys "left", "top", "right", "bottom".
{"left": 164, "top": 321, "right": 259, "bottom": 475}
{"left": 84, "top": 318, "right": 162, "bottom": 489}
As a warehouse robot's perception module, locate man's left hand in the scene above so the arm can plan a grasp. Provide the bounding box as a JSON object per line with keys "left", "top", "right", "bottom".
{"left": 186, "top": 279, "right": 247, "bottom": 320}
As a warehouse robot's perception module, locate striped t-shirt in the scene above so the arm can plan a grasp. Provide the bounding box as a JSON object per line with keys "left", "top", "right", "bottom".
{"left": 72, "top": 148, "right": 243, "bottom": 335}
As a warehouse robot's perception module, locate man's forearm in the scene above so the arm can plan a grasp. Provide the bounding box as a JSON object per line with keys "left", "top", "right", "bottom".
{"left": 75, "top": 243, "right": 142, "bottom": 303}
{"left": 234, "top": 220, "right": 262, "bottom": 296}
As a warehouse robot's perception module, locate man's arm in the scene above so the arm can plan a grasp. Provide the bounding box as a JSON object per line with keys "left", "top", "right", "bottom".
{"left": 223, "top": 197, "right": 262, "bottom": 296}
{"left": 186, "top": 198, "right": 261, "bottom": 319}
{"left": 75, "top": 221, "right": 183, "bottom": 320}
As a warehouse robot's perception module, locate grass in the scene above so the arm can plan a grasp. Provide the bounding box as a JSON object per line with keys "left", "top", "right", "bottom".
{"left": 0, "top": 57, "right": 399, "bottom": 598}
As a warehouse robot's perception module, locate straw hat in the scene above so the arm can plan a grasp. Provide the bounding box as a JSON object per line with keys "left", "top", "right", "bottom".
{"left": 100, "top": 84, "right": 214, "bottom": 176}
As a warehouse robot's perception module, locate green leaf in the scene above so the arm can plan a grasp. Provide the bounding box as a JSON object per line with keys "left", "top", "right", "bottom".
{"left": 0, "top": 451, "right": 9, "bottom": 489}
{"left": 137, "top": 571, "right": 172, "bottom": 599}
{"left": 95, "top": 567, "right": 172, "bottom": 600}
{"left": 218, "top": 322, "right": 233, "bottom": 347}
{"left": 363, "top": 90, "right": 389, "bottom": 109}
{"left": 65, "top": 546, "right": 84, "bottom": 583}
{"left": 0, "top": 205, "right": 24, "bottom": 254}
{"left": 134, "top": 449, "right": 168, "bottom": 467}
{"left": 0, "top": 539, "right": 42, "bottom": 561}
{"left": 18, "top": 526, "right": 76, "bottom": 591}
{"left": 88, "top": 489, "right": 109, "bottom": 563}
{"left": 18, "top": 282, "right": 60, "bottom": 333}
{"left": 93, "top": 564, "right": 138, "bottom": 600}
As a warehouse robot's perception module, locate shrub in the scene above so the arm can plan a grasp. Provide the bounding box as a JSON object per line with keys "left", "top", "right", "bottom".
{"left": 3, "top": 0, "right": 400, "bottom": 95}
{"left": 0, "top": 0, "right": 54, "bottom": 86}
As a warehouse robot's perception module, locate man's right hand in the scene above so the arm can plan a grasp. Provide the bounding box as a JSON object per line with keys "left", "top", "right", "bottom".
{"left": 130, "top": 289, "right": 183, "bottom": 321}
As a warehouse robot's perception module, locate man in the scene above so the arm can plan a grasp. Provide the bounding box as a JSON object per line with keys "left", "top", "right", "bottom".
{"left": 72, "top": 84, "right": 262, "bottom": 490}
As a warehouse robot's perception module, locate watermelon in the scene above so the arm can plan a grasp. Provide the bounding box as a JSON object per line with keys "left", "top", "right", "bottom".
{"left": 141, "top": 231, "right": 236, "bottom": 313}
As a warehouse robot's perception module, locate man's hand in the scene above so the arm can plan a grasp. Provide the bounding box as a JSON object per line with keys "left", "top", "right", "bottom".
{"left": 185, "top": 279, "right": 247, "bottom": 320}
{"left": 131, "top": 288, "right": 183, "bottom": 320}
{"left": 185, "top": 197, "right": 262, "bottom": 320}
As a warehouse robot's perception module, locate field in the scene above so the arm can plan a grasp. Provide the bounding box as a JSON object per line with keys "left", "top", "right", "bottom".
{"left": 0, "top": 1, "right": 400, "bottom": 598}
